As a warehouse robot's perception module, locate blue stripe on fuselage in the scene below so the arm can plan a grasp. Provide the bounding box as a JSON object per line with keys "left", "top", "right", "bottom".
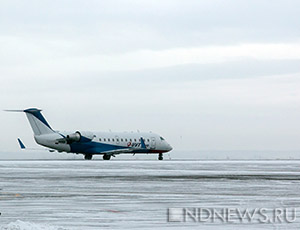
{"left": 69, "top": 141, "right": 128, "bottom": 154}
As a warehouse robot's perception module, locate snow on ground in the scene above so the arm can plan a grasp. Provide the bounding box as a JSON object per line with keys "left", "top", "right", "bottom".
{"left": 1, "top": 160, "right": 300, "bottom": 229}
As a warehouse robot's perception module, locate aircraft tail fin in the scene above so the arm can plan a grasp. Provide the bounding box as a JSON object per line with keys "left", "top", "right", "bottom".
{"left": 6, "top": 108, "right": 55, "bottom": 135}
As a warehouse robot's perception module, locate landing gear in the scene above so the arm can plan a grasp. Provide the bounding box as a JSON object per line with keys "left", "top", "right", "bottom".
{"left": 84, "top": 154, "right": 93, "bottom": 160}
{"left": 103, "top": 154, "right": 111, "bottom": 160}
{"left": 158, "top": 153, "right": 163, "bottom": 160}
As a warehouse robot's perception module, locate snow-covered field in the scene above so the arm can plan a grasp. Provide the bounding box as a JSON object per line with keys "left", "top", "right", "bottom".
{"left": 1, "top": 160, "right": 300, "bottom": 229}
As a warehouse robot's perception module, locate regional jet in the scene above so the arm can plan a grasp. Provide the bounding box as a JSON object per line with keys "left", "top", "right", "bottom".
{"left": 7, "top": 108, "right": 172, "bottom": 160}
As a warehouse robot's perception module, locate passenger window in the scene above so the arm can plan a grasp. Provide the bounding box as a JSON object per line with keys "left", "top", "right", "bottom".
{"left": 112, "top": 139, "right": 114, "bottom": 142}
{"left": 130, "top": 139, "right": 132, "bottom": 141}
{"left": 125, "top": 139, "right": 127, "bottom": 142}
{"left": 117, "top": 139, "right": 119, "bottom": 142}
{"left": 134, "top": 139, "right": 136, "bottom": 142}
{"left": 121, "top": 139, "right": 123, "bottom": 142}
{"left": 147, "top": 139, "right": 150, "bottom": 142}
{"left": 104, "top": 138, "right": 106, "bottom": 141}
{"left": 108, "top": 138, "right": 110, "bottom": 142}
{"left": 99, "top": 138, "right": 101, "bottom": 141}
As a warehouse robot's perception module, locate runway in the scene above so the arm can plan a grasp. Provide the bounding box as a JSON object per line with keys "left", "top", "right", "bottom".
{"left": 1, "top": 160, "right": 300, "bottom": 229}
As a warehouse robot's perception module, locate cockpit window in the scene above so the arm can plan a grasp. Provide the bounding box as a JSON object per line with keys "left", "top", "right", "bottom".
{"left": 160, "top": 136, "right": 165, "bottom": 141}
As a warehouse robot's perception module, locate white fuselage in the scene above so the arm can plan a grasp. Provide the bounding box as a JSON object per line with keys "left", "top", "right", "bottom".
{"left": 13, "top": 108, "right": 172, "bottom": 160}
{"left": 35, "top": 131, "right": 172, "bottom": 154}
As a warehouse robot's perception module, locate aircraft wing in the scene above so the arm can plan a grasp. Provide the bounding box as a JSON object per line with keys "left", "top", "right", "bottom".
{"left": 17, "top": 138, "right": 56, "bottom": 152}
{"left": 140, "top": 137, "right": 146, "bottom": 149}
{"left": 17, "top": 138, "right": 26, "bottom": 149}
{"left": 100, "top": 148, "right": 134, "bottom": 155}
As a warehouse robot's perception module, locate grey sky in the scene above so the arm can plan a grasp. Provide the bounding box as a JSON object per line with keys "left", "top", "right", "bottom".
{"left": 1, "top": 0, "right": 300, "bottom": 157}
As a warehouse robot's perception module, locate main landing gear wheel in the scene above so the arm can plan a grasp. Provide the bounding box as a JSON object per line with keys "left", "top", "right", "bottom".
{"left": 84, "top": 154, "right": 93, "bottom": 160}
{"left": 158, "top": 153, "right": 163, "bottom": 160}
{"left": 103, "top": 154, "right": 111, "bottom": 160}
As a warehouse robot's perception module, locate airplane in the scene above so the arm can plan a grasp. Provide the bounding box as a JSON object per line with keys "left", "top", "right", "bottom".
{"left": 7, "top": 108, "right": 172, "bottom": 160}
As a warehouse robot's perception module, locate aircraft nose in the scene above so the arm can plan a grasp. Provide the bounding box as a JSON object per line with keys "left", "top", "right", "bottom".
{"left": 167, "top": 144, "right": 173, "bottom": 152}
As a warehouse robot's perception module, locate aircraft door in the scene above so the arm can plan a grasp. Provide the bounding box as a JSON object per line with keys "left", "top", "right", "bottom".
{"left": 150, "top": 137, "right": 156, "bottom": 149}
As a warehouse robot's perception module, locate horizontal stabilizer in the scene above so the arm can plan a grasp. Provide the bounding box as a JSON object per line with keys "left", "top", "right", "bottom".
{"left": 4, "top": 110, "right": 24, "bottom": 112}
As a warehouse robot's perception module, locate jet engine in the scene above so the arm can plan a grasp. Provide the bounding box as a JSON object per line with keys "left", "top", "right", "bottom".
{"left": 66, "top": 131, "right": 94, "bottom": 143}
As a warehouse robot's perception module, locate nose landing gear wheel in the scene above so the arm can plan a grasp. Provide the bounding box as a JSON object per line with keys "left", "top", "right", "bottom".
{"left": 158, "top": 153, "right": 163, "bottom": 160}
{"left": 84, "top": 154, "right": 93, "bottom": 160}
{"left": 103, "top": 154, "right": 111, "bottom": 160}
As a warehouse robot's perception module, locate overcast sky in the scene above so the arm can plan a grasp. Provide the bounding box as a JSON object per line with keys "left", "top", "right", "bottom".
{"left": 1, "top": 0, "right": 300, "bottom": 158}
